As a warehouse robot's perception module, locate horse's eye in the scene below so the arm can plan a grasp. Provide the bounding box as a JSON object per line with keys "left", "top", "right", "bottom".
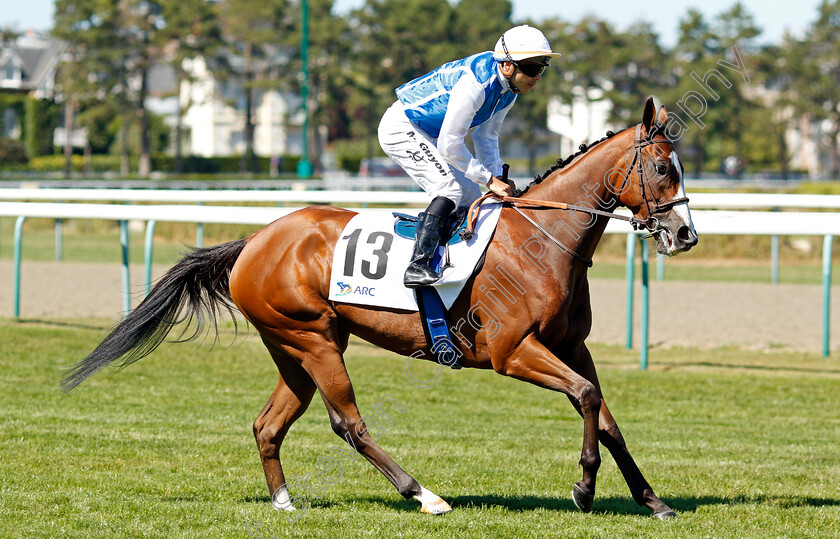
{"left": 656, "top": 164, "right": 668, "bottom": 175}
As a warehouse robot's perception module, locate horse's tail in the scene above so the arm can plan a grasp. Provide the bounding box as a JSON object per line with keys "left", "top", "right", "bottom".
{"left": 62, "top": 238, "right": 248, "bottom": 392}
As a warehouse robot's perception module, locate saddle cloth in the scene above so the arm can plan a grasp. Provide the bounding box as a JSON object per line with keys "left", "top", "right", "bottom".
{"left": 328, "top": 201, "right": 502, "bottom": 311}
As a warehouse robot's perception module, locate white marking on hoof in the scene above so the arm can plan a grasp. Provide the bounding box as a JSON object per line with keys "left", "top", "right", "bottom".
{"left": 413, "top": 486, "right": 452, "bottom": 515}
{"left": 272, "top": 486, "right": 296, "bottom": 512}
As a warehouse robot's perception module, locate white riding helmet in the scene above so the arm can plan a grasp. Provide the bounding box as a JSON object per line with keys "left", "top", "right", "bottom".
{"left": 493, "top": 25, "right": 561, "bottom": 64}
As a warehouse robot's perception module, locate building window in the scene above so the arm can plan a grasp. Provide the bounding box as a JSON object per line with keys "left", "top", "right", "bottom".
{"left": 2, "top": 107, "right": 20, "bottom": 138}
{"left": 2, "top": 60, "right": 18, "bottom": 82}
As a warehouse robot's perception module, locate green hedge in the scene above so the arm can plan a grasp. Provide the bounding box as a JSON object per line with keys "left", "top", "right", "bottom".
{"left": 0, "top": 154, "right": 303, "bottom": 174}
{"left": 795, "top": 181, "right": 840, "bottom": 195}
{"left": 151, "top": 155, "right": 301, "bottom": 174}
{"left": 330, "top": 137, "right": 382, "bottom": 174}
{"left": 0, "top": 137, "right": 27, "bottom": 165}
{"left": 24, "top": 98, "right": 59, "bottom": 158}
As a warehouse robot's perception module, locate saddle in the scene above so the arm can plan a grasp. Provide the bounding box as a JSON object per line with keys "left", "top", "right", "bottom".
{"left": 392, "top": 206, "right": 469, "bottom": 245}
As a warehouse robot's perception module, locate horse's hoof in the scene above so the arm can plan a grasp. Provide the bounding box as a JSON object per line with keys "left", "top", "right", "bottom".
{"left": 653, "top": 510, "right": 678, "bottom": 520}
{"left": 271, "top": 487, "right": 296, "bottom": 512}
{"left": 572, "top": 484, "right": 594, "bottom": 513}
{"left": 414, "top": 486, "right": 452, "bottom": 515}
{"left": 421, "top": 497, "right": 452, "bottom": 515}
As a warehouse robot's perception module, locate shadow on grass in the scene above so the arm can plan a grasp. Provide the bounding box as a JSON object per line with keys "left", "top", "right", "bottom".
{"left": 243, "top": 492, "right": 840, "bottom": 515}
{"left": 654, "top": 361, "right": 840, "bottom": 376}
{"left": 14, "top": 318, "right": 111, "bottom": 331}
{"left": 670, "top": 494, "right": 840, "bottom": 510}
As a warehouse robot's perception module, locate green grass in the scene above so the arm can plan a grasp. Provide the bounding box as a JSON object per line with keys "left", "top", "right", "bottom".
{"left": 0, "top": 319, "right": 838, "bottom": 538}
{"left": 589, "top": 259, "right": 840, "bottom": 285}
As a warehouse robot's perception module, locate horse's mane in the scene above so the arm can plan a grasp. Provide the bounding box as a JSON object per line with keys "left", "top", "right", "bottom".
{"left": 520, "top": 127, "right": 629, "bottom": 196}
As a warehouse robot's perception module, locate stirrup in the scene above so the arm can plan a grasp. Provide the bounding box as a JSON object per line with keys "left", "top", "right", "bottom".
{"left": 404, "top": 263, "right": 441, "bottom": 288}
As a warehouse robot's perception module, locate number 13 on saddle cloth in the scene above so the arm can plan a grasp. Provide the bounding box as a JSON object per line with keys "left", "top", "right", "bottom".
{"left": 328, "top": 201, "right": 502, "bottom": 311}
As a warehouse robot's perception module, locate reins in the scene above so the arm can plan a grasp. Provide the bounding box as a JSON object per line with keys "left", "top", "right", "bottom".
{"left": 462, "top": 122, "right": 690, "bottom": 268}
{"left": 463, "top": 194, "right": 643, "bottom": 268}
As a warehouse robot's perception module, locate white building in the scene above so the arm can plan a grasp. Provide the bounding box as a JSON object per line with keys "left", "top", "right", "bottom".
{"left": 177, "top": 55, "right": 305, "bottom": 158}
{"left": 0, "top": 31, "right": 64, "bottom": 139}
{"left": 547, "top": 86, "right": 616, "bottom": 157}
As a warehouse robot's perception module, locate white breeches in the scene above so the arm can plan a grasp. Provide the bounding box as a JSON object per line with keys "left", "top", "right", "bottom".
{"left": 378, "top": 101, "right": 482, "bottom": 208}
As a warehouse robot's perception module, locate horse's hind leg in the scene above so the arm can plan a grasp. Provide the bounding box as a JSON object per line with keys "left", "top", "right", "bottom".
{"left": 570, "top": 345, "right": 676, "bottom": 519}
{"left": 318, "top": 360, "right": 451, "bottom": 513}
{"left": 267, "top": 335, "right": 451, "bottom": 514}
{"left": 254, "top": 340, "right": 317, "bottom": 511}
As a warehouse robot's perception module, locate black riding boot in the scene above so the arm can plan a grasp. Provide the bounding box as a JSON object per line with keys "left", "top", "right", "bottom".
{"left": 404, "top": 197, "right": 455, "bottom": 288}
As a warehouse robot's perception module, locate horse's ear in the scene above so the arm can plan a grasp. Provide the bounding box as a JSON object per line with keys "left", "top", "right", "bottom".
{"left": 657, "top": 105, "right": 668, "bottom": 125}
{"left": 642, "top": 97, "right": 656, "bottom": 130}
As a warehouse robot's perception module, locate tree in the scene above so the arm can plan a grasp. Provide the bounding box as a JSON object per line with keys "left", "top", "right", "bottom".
{"left": 712, "top": 3, "right": 762, "bottom": 172}
{"left": 158, "top": 0, "right": 222, "bottom": 173}
{"left": 285, "top": 0, "right": 347, "bottom": 171}
{"left": 452, "top": 0, "right": 513, "bottom": 53}
{"left": 786, "top": 0, "right": 840, "bottom": 179}
{"left": 0, "top": 27, "right": 21, "bottom": 42}
{"left": 344, "top": 0, "right": 458, "bottom": 158}
{"left": 219, "top": 0, "right": 295, "bottom": 173}
{"left": 53, "top": 0, "right": 120, "bottom": 176}
{"left": 605, "top": 22, "right": 669, "bottom": 125}
{"left": 665, "top": 9, "right": 716, "bottom": 175}
{"left": 533, "top": 16, "right": 636, "bottom": 172}
{"left": 309, "top": 0, "right": 353, "bottom": 144}
{"left": 114, "top": 0, "right": 169, "bottom": 178}
{"left": 751, "top": 39, "right": 796, "bottom": 178}
{"left": 665, "top": 4, "right": 761, "bottom": 175}
{"left": 54, "top": 0, "right": 168, "bottom": 177}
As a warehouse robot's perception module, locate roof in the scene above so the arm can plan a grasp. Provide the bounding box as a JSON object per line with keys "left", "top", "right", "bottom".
{"left": 0, "top": 33, "right": 65, "bottom": 96}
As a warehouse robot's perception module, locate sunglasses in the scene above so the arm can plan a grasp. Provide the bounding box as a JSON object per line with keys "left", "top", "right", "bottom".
{"left": 500, "top": 34, "right": 549, "bottom": 78}
{"left": 514, "top": 61, "right": 547, "bottom": 78}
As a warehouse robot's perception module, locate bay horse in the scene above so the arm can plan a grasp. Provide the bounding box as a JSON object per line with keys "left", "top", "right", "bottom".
{"left": 63, "top": 98, "right": 697, "bottom": 519}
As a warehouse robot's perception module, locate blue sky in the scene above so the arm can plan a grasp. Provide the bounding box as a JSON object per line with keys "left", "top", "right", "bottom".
{"left": 3, "top": 0, "right": 823, "bottom": 47}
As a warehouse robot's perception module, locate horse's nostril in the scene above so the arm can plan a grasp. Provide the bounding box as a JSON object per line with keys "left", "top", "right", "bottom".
{"left": 677, "top": 226, "right": 697, "bottom": 245}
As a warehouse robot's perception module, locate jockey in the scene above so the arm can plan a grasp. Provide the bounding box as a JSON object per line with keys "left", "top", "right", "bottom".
{"left": 378, "top": 25, "right": 561, "bottom": 288}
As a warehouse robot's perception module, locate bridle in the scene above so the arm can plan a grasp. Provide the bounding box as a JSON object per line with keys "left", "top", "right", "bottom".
{"left": 463, "top": 122, "right": 690, "bottom": 267}
{"left": 620, "top": 122, "right": 690, "bottom": 236}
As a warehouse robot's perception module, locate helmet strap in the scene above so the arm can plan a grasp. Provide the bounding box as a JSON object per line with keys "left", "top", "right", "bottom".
{"left": 500, "top": 34, "right": 520, "bottom": 93}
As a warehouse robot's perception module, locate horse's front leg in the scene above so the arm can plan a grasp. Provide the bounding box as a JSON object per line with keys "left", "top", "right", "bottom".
{"left": 570, "top": 345, "right": 677, "bottom": 519}
{"left": 596, "top": 400, "right": 677, "bottom": 519}
{"left": 497, "top": 334, "right": 602, "bottom": 512}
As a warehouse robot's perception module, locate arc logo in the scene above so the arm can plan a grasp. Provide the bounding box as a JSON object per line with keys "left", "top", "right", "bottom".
{"left": 336, "top": 282, "right": 353, "bottom": 296}
{"left": 335, "top": 282, "right": 376, "bottom": 297}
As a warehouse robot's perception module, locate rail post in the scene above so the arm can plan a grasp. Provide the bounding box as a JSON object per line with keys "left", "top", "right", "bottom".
{"left": 625, "top": 232, "right": 636, "bottom": 349}
{"left": 55, "top": 219, "right": 63, "bottom": 261}
{"left": 771, "top": 207, "right": 780, "bottom": 283}
{"left": 823, "top": 234, "right": 833, "bottom": 357}
{"left": 657, "top": 253, "right": 665, "bottom": 281}
{"left": 144, "top": 220, "right": 157, "bottom": 296}
{"left": 640, "top": 236, "right": 650, "bottom": 370}
{"left": 196, "top": 201, "right": 205, "bottom": 248}
{"left": 13, "top": 216, "right": 26, "bottom": 318}
{"left": 119, "top": 221, "right": 131, "bottom": 317}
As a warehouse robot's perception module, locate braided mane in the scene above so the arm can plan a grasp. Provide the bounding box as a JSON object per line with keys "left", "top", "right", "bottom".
{"left": 519, "top": 127, "right": 628, "bottom": 196}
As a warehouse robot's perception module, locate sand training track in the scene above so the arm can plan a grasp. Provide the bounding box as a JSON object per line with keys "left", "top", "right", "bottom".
{"left": 1, "top": 259, "right": 838, "bottom": 353}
